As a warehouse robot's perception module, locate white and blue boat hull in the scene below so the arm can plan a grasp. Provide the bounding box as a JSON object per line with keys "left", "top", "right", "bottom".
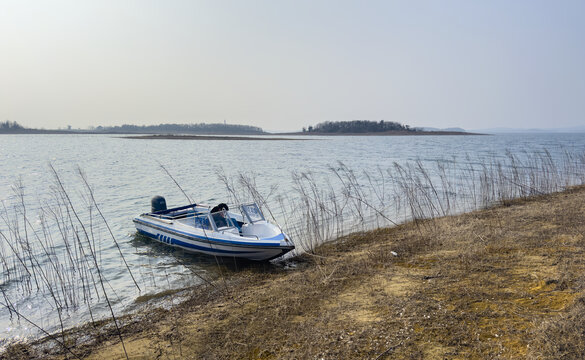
{"left": 133, "top": 206, "right": 295, "bottom": 261}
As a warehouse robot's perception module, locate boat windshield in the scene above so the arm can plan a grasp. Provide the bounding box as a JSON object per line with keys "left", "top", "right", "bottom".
{"left": 210, "top": 210, "right": 237, "bottom": 230}
{"left": 241, "top": 203, "right": 265, "bottom": 223}
{"left": 193, "top": 214, "right": 212, "bottom": 230}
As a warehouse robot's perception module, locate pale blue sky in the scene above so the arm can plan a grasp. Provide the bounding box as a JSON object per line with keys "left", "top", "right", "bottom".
{"left": 1, "top": 1, "right": 584, "bottom": 131}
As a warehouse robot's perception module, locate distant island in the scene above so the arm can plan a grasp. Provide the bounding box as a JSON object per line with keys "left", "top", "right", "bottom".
{"left": 92, "top": 123, "right": 265, "bottom": 135}
{"left": 294, "top": 120, "right": 475, "bottom": 135}
{"left": 302, "top": 120, "right": 414, "bottom": 133}
{"left": 0, "top": 121, "right": 266, "bottom": 135}
{"left": 1, "top": 120, "right": 479, "bottom": 136}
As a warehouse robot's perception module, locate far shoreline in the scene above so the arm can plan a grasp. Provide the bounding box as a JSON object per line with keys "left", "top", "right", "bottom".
{"left": 119, "top": 131, "right": 486, "bottom": 140}
{"left": 1, "top": 130, "right": 486, "bottom": 137}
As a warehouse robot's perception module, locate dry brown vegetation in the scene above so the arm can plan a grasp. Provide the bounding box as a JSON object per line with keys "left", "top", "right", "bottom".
{"left": 7, "top": 185, "right": 585, "bottom": 359}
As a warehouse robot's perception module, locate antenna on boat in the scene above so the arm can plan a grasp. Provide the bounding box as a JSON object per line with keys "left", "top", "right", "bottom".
{"left": 159, "top": 163, "right": 195, "bottom": 205}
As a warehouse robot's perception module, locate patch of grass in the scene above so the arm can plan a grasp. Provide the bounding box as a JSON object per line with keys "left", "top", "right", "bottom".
{"left": 133, "top": 288, "right": 187, "bottom": 304}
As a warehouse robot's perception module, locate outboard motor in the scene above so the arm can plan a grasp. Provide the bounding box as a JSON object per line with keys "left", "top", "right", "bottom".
{"left": 151, "top": 196, "right": 167, "bottom": 213}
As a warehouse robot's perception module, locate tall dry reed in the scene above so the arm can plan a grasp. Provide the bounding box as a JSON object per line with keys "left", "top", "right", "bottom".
{"left": 0, "top": 165, "right": 140, "bottom": 358}
{"left": 218, "top": 150, "right": 585, "bottom": 255}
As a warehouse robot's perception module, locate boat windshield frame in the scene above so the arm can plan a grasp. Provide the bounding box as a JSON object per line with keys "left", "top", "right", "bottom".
{"left": 240, "top": 203, "right": 265, "bottom": 223}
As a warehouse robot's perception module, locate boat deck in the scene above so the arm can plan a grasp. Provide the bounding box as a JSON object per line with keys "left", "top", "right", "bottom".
{"left": 148, "top": 204, "right": 201, "bottom": 220}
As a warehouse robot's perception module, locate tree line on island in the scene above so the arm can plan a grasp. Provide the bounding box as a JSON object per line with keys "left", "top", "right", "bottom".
{"left": 90, "top": 123, "right": 265, "bottom": 135}
{"left": 0, "top": 120, "right": 25, "bottom": 131}
{"left": 0, "top": 121, "right": 265, "bottom": 135}
{"left": 302, "top": 120, "right": 417, "bottom": 134}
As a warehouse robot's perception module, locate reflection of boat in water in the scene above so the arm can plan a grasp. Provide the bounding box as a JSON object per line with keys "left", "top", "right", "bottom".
{"left": 133, "top": 197, "right": 295, "bottom": 261}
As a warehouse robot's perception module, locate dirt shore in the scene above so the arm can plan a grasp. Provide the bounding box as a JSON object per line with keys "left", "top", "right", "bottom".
{"left": 5, "top": 186, "right": 585, "bottom": 359}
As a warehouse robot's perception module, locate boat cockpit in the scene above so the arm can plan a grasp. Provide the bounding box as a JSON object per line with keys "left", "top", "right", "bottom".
{"left": 146, "top": 202, "right": 268, "bottom": 234}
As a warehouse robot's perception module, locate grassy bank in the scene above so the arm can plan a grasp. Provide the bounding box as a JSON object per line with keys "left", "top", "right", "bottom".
{"left": 5, "top": 186, "right": 585, "bottom": 359}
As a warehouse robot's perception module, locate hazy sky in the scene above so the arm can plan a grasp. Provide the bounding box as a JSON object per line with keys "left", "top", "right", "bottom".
{"left": 1, "top": 1, "right": 584, "bottom": 132}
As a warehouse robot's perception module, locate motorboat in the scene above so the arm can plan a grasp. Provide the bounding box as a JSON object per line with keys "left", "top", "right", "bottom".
{"left": 133, "top": 197, "right": 295, "bottom": 261}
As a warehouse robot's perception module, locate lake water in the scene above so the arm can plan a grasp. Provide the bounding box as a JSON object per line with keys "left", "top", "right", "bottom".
{"left": 1, "top": 132, "right": 584, "bottom": 346}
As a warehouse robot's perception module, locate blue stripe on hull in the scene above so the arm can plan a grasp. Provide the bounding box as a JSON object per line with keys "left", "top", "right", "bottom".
{"left": 137, "top": 229, "right": 272, "bottom": 257}
{"left": 133, "top": 218, "right": 280, "bottom": 247}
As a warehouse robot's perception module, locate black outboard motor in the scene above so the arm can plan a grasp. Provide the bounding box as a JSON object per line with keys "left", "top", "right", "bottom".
{"left": 151, "top": 196, "right": 167, "bottom": 213}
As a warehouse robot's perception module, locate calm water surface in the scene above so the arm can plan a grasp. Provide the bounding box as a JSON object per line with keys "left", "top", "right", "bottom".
{"left": 1, "top": 133, "right": 584, "bottom": 345}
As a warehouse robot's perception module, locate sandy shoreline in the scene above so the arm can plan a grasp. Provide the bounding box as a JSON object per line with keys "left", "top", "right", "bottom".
{"left": 120, "top": 131, "right": 484, "bottom": 140}
{"left": 119, "top": 134, "right": 302, "bottom": 140}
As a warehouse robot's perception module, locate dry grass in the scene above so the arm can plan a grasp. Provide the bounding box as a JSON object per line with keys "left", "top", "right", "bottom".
{"left": 5, "top": 185, "right": 585, "bottom": 359}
